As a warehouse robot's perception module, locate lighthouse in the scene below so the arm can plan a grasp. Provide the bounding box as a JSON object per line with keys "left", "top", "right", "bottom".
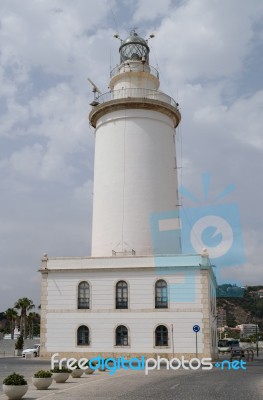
{"left": 40, "top": 30, "right": 217, "bottom": 361}
{"left": 90, "top": 30, "right": 181, "bottom": 257}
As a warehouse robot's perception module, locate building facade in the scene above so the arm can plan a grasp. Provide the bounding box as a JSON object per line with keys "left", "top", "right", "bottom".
{"left": 217, "top": 307, "right": 227, "bottom": 328}
{"left": 237, "top": 324, "right": 259, "bottom": 338}
{"left": 40, "top": 30, "right": 217, "bottom": 359}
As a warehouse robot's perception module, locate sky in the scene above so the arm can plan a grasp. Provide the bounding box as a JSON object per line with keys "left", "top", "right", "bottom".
{"left": 0, "top": 0, "right": 263, "bottom": 311}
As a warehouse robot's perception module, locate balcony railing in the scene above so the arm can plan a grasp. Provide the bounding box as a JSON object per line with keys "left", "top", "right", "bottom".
{"left": 116, "top": 298, "right": 128, "bottom": 309}
{"left": 78, "top": 299, "right": 90, "bottom": 309}
{"left": 155, "top": 296, "right": 168, "bottom": 309}
{"left": 96, "top": 88, "right": 178, "bottom": 109}
{"left": 110, "top": 64, "right": 159, "bottom": 79}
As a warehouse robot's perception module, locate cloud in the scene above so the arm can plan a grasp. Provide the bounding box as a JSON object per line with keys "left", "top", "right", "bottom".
{"left": 0, "top": 99, "right": 29, "bottom": 137}
{"left": 151, "top": 0, "right": 263, "bottom": 85}
{"left": 133, "top": 0, "right": 172, "bottom": 23}
{"left": 1, "top": 1, "right": 116, "bottom": 74}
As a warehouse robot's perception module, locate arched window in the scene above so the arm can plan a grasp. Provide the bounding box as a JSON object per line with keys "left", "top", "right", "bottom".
{"left": 78, "top": 281, "right": 90, "bottom": 309}
{"left": 77, "top": 325, "right": 89, "bottom": 345}
{"left": 155, "top": 280, "right": 168, "bottom": 308}
{"left": 155, "top": 325, "right": 168, "bottom": 346}
{"left": 116, "top": 281, "right": 128, "bottom": 309}
{"left": 116, "top": 325, "right": 128, "bottom": 346}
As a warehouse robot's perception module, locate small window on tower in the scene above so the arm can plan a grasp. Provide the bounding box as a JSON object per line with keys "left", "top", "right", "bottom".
{"left": 116, "top": 325, "right": 128, "bottom": 346}
{"left": 155, "top": 280, "right": 168, "bottom": 308}
{"left": 116, "top": 281, "right": 128, "bottom": 309}
{"left": 78, "top": 281, "right": 90, "bottom": 309}
{"left": 155, "top": 325, "right": 168, "bottom": 346}
{"left": 77, "top": 325, "right": 90, "bottom": 346}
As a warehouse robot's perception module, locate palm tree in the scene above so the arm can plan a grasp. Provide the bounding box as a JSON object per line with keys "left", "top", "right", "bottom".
{"left": 27, "top": 312, "right": 40, "bottom": 339}
{"left": 4, "top": 308, "right": 18, "bottom": 339}
{"left": 14, "top": 298, "right": 35, "bottom": 338}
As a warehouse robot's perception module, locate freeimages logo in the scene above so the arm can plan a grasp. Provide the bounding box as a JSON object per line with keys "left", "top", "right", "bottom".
{"left": 150, "top": 173, "right": 246, "bottom": 299}
{"left": 180, "top": 173, "right": 245, "bottom": 268}
{"left": 51, "top": 354, "right": 247, "bottom": 375}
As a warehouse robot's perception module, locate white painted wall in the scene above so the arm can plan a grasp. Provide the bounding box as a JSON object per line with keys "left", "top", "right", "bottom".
{"left": 91, "top": 109, "right": 179, "bottom": 257}
{"left": 109, "top": 61, "right": 160, "bottom": 91}
{"left": 45, "top": 266, "right": 208, "bottom": 354}
{"left": 91, "top": 59, "right": 180, "bottom": 257}
{"left": 46, "top": 312, "right": 204, "bottom": 354}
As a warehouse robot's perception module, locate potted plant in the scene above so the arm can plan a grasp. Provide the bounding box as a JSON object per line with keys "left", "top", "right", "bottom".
{"left": 15, "top": 336, "right": 24, "bottom": 357}
{"left": 3, "top": 373, "right": 28, "bottom": 400}
{"left": 32, "top": 370, "right": 53, "bottom": 390}
{"left": 51, "top": 366, "right": 70, "bottom": 383}
{"left": 70, "top": 362, "right": 83, "bottom": 378}
{"left": 84, "top": 360, "right": 96, "bottom": 375}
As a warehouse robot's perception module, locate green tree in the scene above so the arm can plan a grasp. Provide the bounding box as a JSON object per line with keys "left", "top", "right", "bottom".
{"left": 27, "top": 312, "right": 40, "bottom": 339}
{"left": 4, "top": 308, "right": 18, "bottom": 339}
{"left": 14, "top": 298, "right": 35, "bottom": 338}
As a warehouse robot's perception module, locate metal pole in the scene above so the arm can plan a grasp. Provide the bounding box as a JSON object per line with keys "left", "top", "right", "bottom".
{"left": 196, "top": 332, "right": 198, "bottom": 358}
{"left": 171, "top": 324, "right": 174, "bottom": 358}
{"left": 256, "top": 324, "right": 259, "bottom": 357}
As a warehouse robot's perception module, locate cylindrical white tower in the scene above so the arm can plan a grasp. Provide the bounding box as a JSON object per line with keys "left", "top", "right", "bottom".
{"left": 89, "top": 30, "right": 181, "bottom": 257}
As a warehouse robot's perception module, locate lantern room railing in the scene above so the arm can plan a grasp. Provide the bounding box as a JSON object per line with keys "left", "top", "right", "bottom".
{"left": 95, "top": 88, "right": 178, "bottom": 109}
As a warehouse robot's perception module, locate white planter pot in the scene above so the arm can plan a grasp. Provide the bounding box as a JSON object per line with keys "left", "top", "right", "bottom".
{"left": 15, "top": 350, "right": 22, "bottom": 357}
{"left": 71, "top": 369, "right": 83, "bottom": 378}
{"left": 2, "top": 385, "right": 28, "bottom": 400}
{"left": 52, "top": 373, "right": 70, "bottom": 383}
{"left": 32, "top": 377, "right": 53, "bottom": 390}
{"left": 84, "top": 367, "right": 95, "bottom": 375}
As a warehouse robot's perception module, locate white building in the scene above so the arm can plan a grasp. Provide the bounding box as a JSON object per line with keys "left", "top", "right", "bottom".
{"left": 237, "top": 324, "right": 259, "bottom": 338}
{"left": 40, "top": 30, "right": 217, "bottom": 359}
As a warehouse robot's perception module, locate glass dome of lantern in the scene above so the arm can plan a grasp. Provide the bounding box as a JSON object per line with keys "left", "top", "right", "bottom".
{"left": 119, "top": 30, "right": 150, "bottom": 64}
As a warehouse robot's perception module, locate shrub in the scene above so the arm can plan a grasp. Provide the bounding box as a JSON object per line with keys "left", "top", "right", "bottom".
{"left": 34, "top": 370, "right": 52, "bottom": 378}
{"left": 3, "top": 373, "right": 27, "bottom": 386}
{"left": 51, "top": 366, "right": 71, "bottom": 373}
{"left": 15, "top": 335, "right": 24, "bottom": 350}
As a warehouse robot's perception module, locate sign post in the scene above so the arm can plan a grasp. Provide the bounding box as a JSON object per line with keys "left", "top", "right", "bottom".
{"left": 193, "top": 325, "right": 200, "bottom": 358}
{"left": 171, "top": 324, "right": 174, "bottom": 358}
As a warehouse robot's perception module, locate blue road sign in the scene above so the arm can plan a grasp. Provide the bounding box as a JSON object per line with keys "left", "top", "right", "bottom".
{"left": 193, "top": 325, "right": 200, "bottom": 333}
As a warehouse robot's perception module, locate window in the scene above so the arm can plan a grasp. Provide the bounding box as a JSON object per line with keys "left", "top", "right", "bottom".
{"left": 77, "top": 325, "right": 89, "bottom": 345}
{"left": 155, "top": 280, "right": 168, "bottom": 308}
{"left": 155, "top": 325, "right": 168, "bottom": 346}
{"left": 78, "top": 281, "right": 90, "bottom": 309}
{"left": 116, "top": 325, "right": 128, "bottom": 346}
{"left": 116, "top": 281, "right": 128, "bottom": 309}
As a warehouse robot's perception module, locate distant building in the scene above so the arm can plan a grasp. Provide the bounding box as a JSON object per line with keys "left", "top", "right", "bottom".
{"left": 3, "top": 326, "right": 20, "bottom": 340}
{"left": 257, "top": 289, "right": 263, "bottom": 298}
{"left": 217, "top": 308, "right": 227, "bottom": 328}
{"left": 237, "top": 324, "right": 259, "bottom": 338}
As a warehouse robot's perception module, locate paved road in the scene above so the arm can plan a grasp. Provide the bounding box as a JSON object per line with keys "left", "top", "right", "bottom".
{"left": 0, "top": 357, "right": 263, "bottom": 399}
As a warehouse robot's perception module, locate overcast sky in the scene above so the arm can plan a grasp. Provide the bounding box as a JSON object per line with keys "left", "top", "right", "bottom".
{"left": 0, "top": 0, "right": 263, "bottom": 311}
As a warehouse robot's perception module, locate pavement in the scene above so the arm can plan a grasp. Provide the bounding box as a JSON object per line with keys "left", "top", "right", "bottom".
{"left": 0, "top": 356, "right": 263, "bottom": 399}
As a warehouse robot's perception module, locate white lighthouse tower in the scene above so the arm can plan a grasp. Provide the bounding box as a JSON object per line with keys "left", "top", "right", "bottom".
{"left": 90, "top": 30, "right": 181, "bottom": 257}
{"left": 40, "top": 30, "right": 217, "bottom": 361}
